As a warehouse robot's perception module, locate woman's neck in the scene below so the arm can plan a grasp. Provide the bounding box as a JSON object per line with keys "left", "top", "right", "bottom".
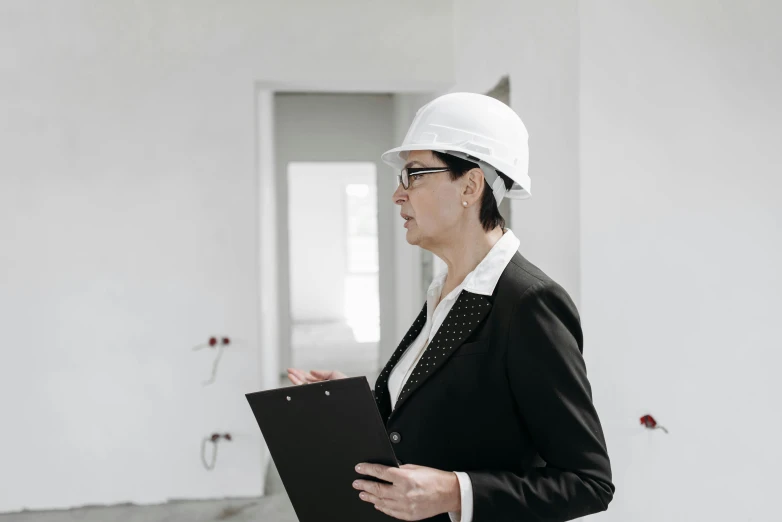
{"left": 434, "top": 225, "right": 505, "bottom": 293}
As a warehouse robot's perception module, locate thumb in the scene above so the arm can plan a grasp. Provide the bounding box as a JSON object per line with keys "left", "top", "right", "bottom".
{"left": 310, "top": 369, "right": 333, "bottom": 378}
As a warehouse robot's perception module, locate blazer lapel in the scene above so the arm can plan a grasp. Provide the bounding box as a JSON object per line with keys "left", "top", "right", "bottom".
{"left": 387, "top": 290, "right": 492, "bottom": 423}
{"left": 374, "top": 302, "right": 428, "bottom": 423}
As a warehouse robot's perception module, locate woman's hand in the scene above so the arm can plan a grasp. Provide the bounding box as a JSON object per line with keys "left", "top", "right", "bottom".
{"left": 286, "top": 367, "right": 347, "bottom": 385}
{"left": 353, "top": 462, "right": 461, "bottom": 521}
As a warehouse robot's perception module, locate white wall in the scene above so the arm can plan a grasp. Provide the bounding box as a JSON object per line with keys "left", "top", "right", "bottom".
{"left": 580, "top": 2, "right": 782, "bottom": 520}
{"left": 452, "top": 2, "right": 780, "bottom": 519}
{"left": 0, "top": 0, "right": 453, "bottom": 513}
{"left": 451, "top": 0, "right": 582, "bottom": 306}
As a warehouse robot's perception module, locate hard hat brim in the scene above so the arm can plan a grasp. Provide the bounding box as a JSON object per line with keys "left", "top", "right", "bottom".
{"left": 381, "top": 144, "right": 531, "bottom": 199}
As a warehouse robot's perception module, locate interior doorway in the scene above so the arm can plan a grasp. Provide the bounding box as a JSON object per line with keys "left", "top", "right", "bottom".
{"left": 273, "top": 93, "right": 396, "bottom": 385}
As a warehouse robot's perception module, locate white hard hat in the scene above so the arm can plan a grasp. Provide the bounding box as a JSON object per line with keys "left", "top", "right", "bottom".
{"left": 381, "top": 92, "right": 531, "bottom": 204}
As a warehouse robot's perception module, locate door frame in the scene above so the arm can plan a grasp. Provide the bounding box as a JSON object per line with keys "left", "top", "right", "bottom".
{"left": 255, "top": 84, "right": 406, "bottom": 388}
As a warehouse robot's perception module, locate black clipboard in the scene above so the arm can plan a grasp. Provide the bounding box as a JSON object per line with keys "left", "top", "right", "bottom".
{"left": 246, "top": 376, "right": 399, "bottom": 522}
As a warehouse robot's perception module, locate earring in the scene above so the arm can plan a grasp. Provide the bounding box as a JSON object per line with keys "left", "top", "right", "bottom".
{"left": 462, "top": 201, "right": 468, "bottom": 207}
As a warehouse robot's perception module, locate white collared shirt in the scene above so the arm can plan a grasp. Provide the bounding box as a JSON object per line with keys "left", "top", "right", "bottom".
{"left": 387, "top": 228, "right": 521, "bottom": 522}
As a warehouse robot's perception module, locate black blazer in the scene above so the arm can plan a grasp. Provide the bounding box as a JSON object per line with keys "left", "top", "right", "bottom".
{"left": 373, "top": 251, "right": 614, "bottom": 522}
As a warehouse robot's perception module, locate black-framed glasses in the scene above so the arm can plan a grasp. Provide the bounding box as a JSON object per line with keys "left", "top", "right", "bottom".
{"left": 397, "top": 167, "right": 451, "bottom": 189}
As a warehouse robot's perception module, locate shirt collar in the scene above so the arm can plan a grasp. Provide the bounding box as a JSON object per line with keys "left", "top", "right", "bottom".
{"left": 427, "top": 228, "right": 521, "bottom": 300}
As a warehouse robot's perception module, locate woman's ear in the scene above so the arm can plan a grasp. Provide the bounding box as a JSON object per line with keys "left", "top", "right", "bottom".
{"left": 462, "top": 168, "right": 485, "bottom": 201}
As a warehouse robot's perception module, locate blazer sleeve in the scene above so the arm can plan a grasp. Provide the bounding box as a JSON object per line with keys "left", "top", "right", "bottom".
{"left": 466, "top": 281, "right": 614, "bottom": 521}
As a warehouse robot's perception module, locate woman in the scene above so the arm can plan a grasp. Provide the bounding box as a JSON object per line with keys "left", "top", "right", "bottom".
{"left": 288, "top": 92, "right": 613, "bottom": 521}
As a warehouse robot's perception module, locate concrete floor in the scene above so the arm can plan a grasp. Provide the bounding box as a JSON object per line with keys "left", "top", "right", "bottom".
{"left": 0, "top": 495, "right": 298, "bottom": 522}
{"left": 290, "top": 320, "right": 379, "bottom": 377}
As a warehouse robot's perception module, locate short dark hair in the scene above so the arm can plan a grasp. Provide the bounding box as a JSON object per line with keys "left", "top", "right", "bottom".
{"left": 432, "top": 151, "right": 513, "bottom": 232}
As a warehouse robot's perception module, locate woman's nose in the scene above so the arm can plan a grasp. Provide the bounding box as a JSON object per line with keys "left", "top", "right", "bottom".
{"left": 392, "top": 183, "right": 407, "bottom": 205}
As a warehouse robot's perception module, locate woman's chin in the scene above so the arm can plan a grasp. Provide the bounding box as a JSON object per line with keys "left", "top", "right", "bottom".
{"left": 406, "top": 230, "right": 427, "bottom": 247}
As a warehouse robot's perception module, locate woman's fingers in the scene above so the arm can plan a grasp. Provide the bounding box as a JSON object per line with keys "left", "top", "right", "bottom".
{"left": 310, "top": 369, "right": 336, "bottom": 380}
{"left": 287, "top": 368, "right": 313, "bottom": 384}
{"left": 288, "top": 367, "right": 346, "bottom": 385}
{"left": 311, "top": 369, "right": 348, "bottom": 380}
{"left": 287, "top": 367, "right": 330, "bottom": 384}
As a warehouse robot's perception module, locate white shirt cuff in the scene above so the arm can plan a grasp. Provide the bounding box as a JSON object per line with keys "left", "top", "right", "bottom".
{"left": 448, "top": 471, "right": 473, "bottom": 522}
